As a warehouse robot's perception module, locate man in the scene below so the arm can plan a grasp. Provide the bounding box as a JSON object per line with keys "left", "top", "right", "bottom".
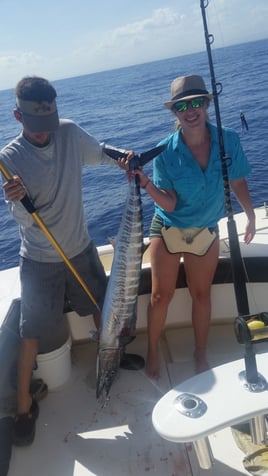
{"left": 1, "top": 76, "right": 144, "bottom": 446}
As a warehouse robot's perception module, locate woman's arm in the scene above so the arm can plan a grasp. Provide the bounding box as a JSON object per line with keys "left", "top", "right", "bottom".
{"left": 131, "top": 168, "right": 177, "bottom": 212}
{"left": 230, "top": 177, "right": 255, "bottom": 244}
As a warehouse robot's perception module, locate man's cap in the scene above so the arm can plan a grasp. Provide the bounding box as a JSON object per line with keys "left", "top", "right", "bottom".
{"left": 16, "top": 98, "right": 59, "bottom": 132}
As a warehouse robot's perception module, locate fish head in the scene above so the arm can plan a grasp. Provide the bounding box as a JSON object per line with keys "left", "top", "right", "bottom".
{"left": 96, "top": 347, "right": 121, "bottom": 400}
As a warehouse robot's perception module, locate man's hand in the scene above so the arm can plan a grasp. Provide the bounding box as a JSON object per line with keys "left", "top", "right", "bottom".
{"left": 117, "top": 150, "right": 135, "bottom": 171}
{"left": 3, "top": 176, "right": 26, "bottom": 202}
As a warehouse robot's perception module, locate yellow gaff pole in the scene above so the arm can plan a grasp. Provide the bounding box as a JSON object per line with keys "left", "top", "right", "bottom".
{"left": 0, "top": 160, "right": 100, "bottom": 312}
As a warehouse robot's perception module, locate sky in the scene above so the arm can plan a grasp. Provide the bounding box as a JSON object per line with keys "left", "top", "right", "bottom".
{"left": 0, "top": 0, "right": 267, "bottom": 91}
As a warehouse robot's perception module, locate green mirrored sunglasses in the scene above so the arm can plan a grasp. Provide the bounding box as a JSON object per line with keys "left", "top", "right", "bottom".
{"left": 173, "top": 97, "right": 206, "bottom": 112}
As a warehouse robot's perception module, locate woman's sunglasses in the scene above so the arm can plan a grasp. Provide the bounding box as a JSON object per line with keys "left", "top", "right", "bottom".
{"left": 173, "top": 97, "right": 206, "bottom": 113}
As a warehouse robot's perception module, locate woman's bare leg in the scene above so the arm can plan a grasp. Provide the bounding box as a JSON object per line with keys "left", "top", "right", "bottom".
{"left": 146, "top": 238, "right": 181, "bottom": 378}
{"left": 184, "top": 239, "right": 219, "bottom": 373}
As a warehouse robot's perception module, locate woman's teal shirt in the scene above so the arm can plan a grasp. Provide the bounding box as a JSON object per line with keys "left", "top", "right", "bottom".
{"left": 153, "top": 122, "right": 251, "bottom": 228}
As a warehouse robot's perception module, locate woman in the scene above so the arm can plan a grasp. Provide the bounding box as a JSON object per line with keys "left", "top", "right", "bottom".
{"left": 134, "top": 74, "right": 256, "bottom": 378}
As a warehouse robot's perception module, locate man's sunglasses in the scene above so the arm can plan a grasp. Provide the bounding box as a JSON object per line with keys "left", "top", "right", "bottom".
{"left": 173, "top": 97, "right": 206, "bottom": 113}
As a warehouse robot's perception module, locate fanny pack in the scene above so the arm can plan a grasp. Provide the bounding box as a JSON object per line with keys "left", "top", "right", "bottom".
{"left": 161, "top": 226, "right": 217, "bottom": 256}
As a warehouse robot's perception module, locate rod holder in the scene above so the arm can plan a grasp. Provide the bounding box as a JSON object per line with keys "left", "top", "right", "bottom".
{"left": 234, "top": 314, "right": 268, "bottom": 389}
{"left": 244, "top": 343, "right": 259, "bottom": 385}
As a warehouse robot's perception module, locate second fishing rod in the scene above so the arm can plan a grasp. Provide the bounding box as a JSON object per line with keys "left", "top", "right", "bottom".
{"left": 200, "top": 0, "right": 250, "bottom": 317}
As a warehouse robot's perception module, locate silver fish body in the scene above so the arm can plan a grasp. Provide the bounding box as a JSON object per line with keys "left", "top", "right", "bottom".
{"left": 96, "top": 177, "right": 143, "bottom": 399}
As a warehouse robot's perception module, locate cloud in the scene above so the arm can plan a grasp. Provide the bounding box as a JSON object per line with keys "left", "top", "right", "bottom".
{"left": 111, "top": 8, "right": 183, "bottom": 36}
{"left": 70, "top": 8, "right": 189, "bottom": 75}
{"left": 0, "top": 52, "right": 44, "bottom": 89}
{"left": 102, "top": 8, "right": 183, "bottom": 47}
{"left": 0, "top": 52, "right": 42, "bottom": 69}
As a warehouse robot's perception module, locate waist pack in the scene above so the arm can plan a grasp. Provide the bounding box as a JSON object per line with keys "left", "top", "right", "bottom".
{"left": 161, "top": 226, "right": 217, "bottom": 256}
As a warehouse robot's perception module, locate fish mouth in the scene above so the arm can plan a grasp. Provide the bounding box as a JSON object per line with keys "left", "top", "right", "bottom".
{"left": 96, "top": 348, "right": 122, "bottom": 400}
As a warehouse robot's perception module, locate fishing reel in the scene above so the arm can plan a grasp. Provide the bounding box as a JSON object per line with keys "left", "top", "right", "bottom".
{"left": 234, "top": 312, "right": 268, "bottom": 345}
{"left": 234, "top": 313, "right": 268, "bottom": 391}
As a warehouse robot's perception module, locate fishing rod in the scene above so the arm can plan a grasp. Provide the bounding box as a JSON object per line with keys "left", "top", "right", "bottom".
{"left": 0, "top": 160, "right": 100, "bottom": 312}
{"left": 200, "top": 0, "right": 249, "bottom": 317}
{"left": 199, "top": 1, "right": 268, "bottom": 387}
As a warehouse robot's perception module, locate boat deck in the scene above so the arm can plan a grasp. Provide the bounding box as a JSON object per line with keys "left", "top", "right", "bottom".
{"left": 5, "top": 323, "right": 268, "bottom": 476}
{"left": 2, "top": 206, "right": 268, "bottom": 475}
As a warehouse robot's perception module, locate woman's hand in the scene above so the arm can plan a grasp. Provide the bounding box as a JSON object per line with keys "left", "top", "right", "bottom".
{"left": 129, "top": 168, "right": 150, "bottom": 188}
{"left": 244, "top": 216, "right": 256, "bottom": 244}
{"left": 129, "top": 168, "right": 176, "bottom": 211}
{"left": 230, "top": 178, "right": 256, "bottom": 244}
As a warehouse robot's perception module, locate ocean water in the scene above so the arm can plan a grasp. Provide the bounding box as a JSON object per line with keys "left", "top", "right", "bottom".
{"left": 0, "top": 38, "right": 267, "bottom": 270}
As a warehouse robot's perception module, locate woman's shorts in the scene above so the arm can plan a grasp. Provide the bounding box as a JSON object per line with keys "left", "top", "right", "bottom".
{"left": 149, "top": 214, "right": 164, "bottom": 238}
{"left": 20, "top": 242, "right": 107, "bottom": 339}
{"left": 149, "top": 214, "right": 219, "bottom": 239}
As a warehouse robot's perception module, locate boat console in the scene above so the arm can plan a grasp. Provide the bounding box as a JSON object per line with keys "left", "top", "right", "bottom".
{"left": 152, "top": 320, "right": 268, "bottom": 471}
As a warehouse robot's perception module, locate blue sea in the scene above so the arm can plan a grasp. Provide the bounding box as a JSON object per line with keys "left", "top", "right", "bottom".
{"left": 0, "top": 38, "right": 267, "bottom": 271}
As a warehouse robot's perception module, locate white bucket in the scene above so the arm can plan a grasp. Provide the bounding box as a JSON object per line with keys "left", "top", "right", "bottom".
{"left": 33, "top": 336, "right": 72, "bottom": 391}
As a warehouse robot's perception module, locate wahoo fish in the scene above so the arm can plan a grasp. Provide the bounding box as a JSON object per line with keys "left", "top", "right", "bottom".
{"left": 96, "top": 144, "right": 166, "bottom": 400}
{"left": 96, "top": 175, "right": 143, "bottom": 400}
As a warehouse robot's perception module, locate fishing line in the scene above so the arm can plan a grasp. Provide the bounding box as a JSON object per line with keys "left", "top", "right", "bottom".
{"left": 209, "top": 0, "right": 226, "bottom": 51}
{"left": 204, "top": 1, "right": 250, "bottom": 133}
